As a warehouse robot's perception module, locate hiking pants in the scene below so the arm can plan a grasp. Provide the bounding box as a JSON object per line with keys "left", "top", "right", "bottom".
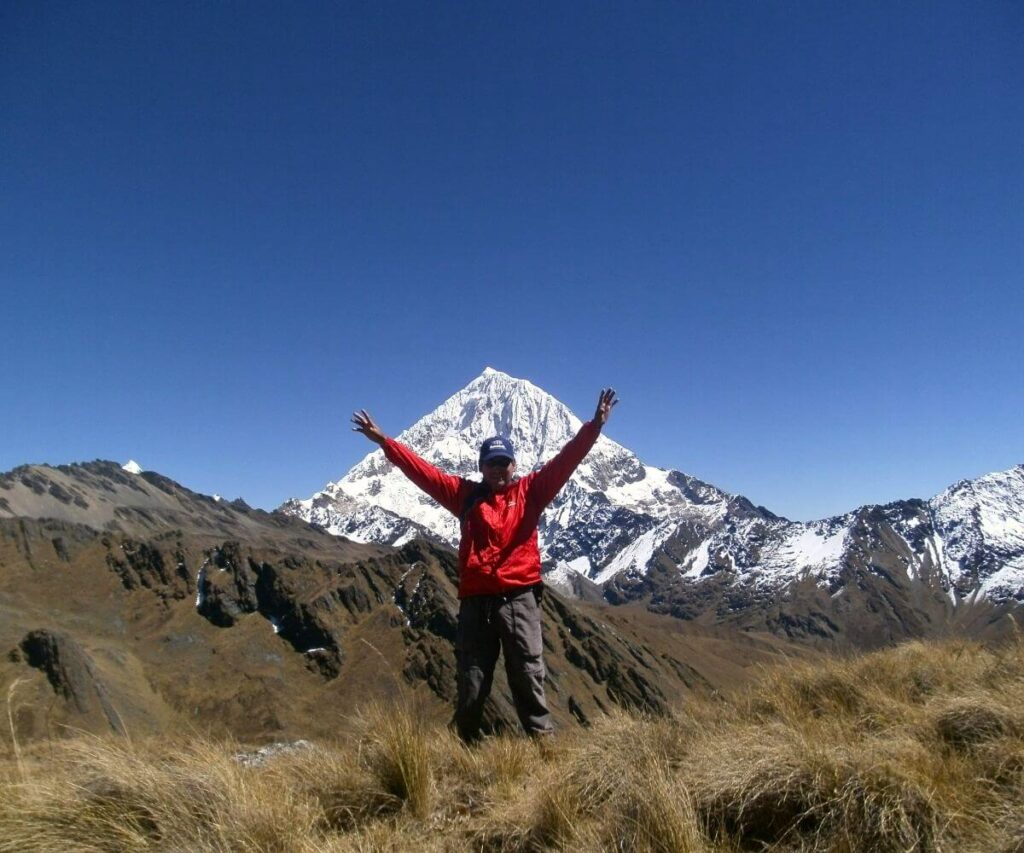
{"left": 454, "top": 585, "right": 552, "bottom": 742}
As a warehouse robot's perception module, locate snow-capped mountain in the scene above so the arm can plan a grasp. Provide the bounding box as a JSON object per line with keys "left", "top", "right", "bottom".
{"left": 624, "top": 465, "right": 1024, "bottom": 610}
{"left": 282, "top": 367, "right": 731, "bottom": 564}
{"left": 929, "top": 467, "right": 1024, "bottom": 601}
{"left": 282, "top": 369, "right": 1024, "bottom": 626}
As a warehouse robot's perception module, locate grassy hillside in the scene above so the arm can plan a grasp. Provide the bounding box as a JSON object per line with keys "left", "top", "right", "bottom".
{"left": 3, "top": 634, "right": 1022, "bottom": 851}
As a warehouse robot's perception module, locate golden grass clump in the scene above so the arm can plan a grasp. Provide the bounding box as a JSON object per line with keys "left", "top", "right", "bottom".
{"left": 439, "top": 728, "right": 536, "bottom": 819}
{"left": 271, "top": 745, "right": 402, "bottom": 833}
{"left": 0, "top": 736, "right": 320, "bottom": 852}
{"left": 472, "top": 711, "right": 702, "bottom": 851}
{"left": 933, "top": 697, "right": 1017, "bottom": 750}
{"left": 690, "top": 722, "right": 945, "bottom": 852}
{"left": 593, "top": 760, "right": 703, "bottom": 853}
{"left": 1, "top": 635, "right": 1022, "bottom": 851}
{"left": 350, "top": 700, "right": 434, "bottom": 820}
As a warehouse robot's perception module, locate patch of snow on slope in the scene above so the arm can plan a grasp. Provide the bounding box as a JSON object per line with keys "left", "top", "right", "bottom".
{"left": 683, "top": 539, "right": 712, "bottom": 578}
{"left": 978, "top": 555, "right": 1024, "bottom": 601}
{"left": 544, "top": 556, "right": 591, "bottom": 596}
{"left": 594, "top": 521, "right": 676, "bottom": 584}
{"left": 194, "top": 557, "right": 211, "bottom": 608}
{"left": 122, "top": 460, "right": 143, "bottom": 474}
{"left": 602, "top": 465, "right": 726, "bottom": 521}
{"left": 741, "top": 523, "right": 848, "bottom": 589}
{"left": 564, "top": 555, "right": 591, "bottom": 575}
{"left": 783, "top": 527, "right": 847, "bottom": 569}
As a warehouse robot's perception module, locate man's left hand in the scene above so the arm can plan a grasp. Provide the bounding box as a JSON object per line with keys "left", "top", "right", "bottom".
{"left": 595, "top": 388, "right": 618, "bottom": 426}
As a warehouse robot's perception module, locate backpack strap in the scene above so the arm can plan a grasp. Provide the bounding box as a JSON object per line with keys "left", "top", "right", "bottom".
{"left": 459, "top": 482, "right": 491, "bottom": 526}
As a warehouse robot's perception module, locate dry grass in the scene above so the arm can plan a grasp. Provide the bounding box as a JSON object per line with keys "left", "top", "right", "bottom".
{"left": 2, "top": 635, "right": 1023, "bottom": 851}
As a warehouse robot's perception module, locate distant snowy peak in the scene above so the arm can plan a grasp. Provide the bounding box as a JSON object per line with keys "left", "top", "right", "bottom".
{"left": 931, "top": 465, "right": 1024, "bottom": 542}
{"left": 122, "top": 460, "right": 143, "bottom": 474}
{"left": 929, "top": 464, "right": 1024, "bottom": 600}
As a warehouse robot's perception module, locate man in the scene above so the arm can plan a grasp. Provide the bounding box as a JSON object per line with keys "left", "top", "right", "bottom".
{"left": 351, "top": 387, "right": 618, "bottom": 743}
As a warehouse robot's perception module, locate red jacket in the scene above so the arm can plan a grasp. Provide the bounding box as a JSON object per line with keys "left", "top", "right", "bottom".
{"left": 382, "top": 420, "right": 602, "bottom": 598}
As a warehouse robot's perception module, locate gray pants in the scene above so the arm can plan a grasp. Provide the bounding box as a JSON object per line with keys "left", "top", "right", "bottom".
{"left": 454, "top": 585, "right": 552, "bottom": 742}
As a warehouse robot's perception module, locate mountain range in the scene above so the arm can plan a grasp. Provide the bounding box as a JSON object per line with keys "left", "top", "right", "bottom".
{"left": 283, "top": 368, "right": 1023, "bottom": 645}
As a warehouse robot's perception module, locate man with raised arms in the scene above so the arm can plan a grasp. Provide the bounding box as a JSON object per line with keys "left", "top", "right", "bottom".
{"left": 351, "top": 387, "right": 618, "bottom": 743}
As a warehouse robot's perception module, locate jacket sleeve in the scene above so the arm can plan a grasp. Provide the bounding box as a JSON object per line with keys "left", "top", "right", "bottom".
{"left": 526, "top": 420, "right": 602, "bottom": 511}
{"left": 381, "top": 438, "right": 465, "bottom": 516}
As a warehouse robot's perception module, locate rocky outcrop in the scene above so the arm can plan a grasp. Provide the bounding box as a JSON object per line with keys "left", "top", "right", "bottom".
{"left": 547, "top": 595, "right": 669, "bottom": 714}
{"left": 196, "top": 542, "right": 259, "bottom": 625}
{"left": 105, "top": 538, "right": 192, "bottom": 600}
{"left": 18, "top": 630, "right": 125, "bottom": 734}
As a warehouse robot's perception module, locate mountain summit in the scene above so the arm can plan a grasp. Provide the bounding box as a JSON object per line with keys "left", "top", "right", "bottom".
{"left": 282, "top": 369, "right": 1023, "bottom": 641}
{"left": 282, "top": 368, "right": 731, "bottom": 574}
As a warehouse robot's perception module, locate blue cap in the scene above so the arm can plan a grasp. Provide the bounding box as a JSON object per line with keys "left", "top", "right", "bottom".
{"left": 479, "top": 436, "right": 515, "bottom": 465}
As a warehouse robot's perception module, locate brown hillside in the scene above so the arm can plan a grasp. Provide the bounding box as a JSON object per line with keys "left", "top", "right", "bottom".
{"left": 1, "top": 463, "right": 805, "bottom": 745}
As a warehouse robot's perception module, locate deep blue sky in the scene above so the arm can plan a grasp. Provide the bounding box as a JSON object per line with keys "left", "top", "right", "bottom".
{"left": 3, "top": 1, "right": 1022, "bottom": 521}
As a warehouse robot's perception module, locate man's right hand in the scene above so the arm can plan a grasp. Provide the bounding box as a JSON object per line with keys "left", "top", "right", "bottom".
{"left": 351, "top": 410, "right": 387, "bottom": 446}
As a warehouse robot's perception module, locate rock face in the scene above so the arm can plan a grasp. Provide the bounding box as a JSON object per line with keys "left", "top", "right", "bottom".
{"left": 106, "top": 539, "right": 193, "bottom": 599}
{"left": 18, "top": 630, "right": 125, "bottom": 734}
{"left": 282, "top": 368, "right": 1023, "bottom": 644}
{"left": 187, "top": 535, "right": 702, "bottom": 721}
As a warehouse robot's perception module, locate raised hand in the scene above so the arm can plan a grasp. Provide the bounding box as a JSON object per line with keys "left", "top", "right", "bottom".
{"left": 351, "top": 409, "right": 387, "bottom": 446}
{"left": 594, "top": 388, "right": 618, "bottom": 426}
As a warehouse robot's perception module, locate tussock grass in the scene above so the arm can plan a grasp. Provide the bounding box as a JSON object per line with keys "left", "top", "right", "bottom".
{"left": 351, "top": 700, "right": 434, "bottom": 820}
{"left": 2, "top": 635, "right": 1023, "bottom": 851}
{"left": 690, "top": 723, "right": 946, "bottom": 851}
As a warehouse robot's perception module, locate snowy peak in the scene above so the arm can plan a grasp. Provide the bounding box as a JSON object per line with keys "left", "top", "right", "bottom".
{"left": 383, "top": 368, "right": 584, "bottom": 476}
{"left": 284, "top": 368, "right": 731, "bottom": 553}
{"left": 929, "top": 464, "right": 1024, "bottom": 600}
{"left": 344, "top": 368, "right": 667, "bottom": 494}
{"left": 931, "top": 464, "right": 1024, "bottom": 530}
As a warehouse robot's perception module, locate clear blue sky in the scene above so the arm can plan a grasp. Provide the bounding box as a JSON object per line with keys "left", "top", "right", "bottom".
{"left": 3, "top": 1, "right": 1022, "bottom": 521}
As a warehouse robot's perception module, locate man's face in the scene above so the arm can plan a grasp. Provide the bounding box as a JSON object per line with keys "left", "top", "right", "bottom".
{"left": 480, "top": 457, "right": 516, "bottom": 492}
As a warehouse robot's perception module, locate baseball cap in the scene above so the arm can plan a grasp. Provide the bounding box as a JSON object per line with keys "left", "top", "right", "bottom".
{"left": 479, "top": 436, "right": 516, "bottom": 465}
